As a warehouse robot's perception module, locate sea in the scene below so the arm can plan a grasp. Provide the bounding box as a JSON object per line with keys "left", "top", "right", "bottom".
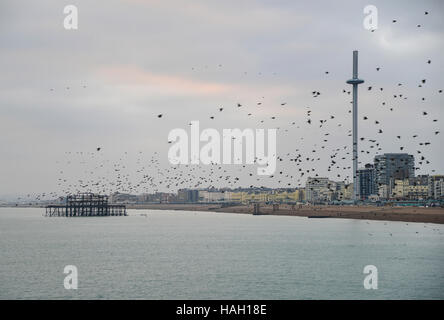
{"left": 0, "top": 207, "right": 443, "bottom": 299}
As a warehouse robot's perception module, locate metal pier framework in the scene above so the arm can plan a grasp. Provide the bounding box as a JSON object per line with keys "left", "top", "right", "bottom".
{"left": 45, "top": 193, "right": 127, "bottom": 217}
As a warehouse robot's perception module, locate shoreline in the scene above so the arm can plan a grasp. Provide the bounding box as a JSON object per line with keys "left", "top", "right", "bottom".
{"left": 2, "top": 204, "right": 444, "bottom": 224}
{"left": 125, "top": 203, "right": 444, "bottom": 224}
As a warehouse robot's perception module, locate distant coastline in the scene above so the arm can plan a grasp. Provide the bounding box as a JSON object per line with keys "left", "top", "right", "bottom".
{"left": 2, "top": 203, "right": 444, "bottom": 224}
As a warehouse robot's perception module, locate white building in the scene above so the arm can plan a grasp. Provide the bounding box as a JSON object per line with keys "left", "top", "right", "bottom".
{"left": 198, "top": 190, "right": 225, "bottom": 202}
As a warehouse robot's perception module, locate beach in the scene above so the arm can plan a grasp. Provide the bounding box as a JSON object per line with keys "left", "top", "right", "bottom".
{"left": 126, "top": 203, "right": 444, "bottom": 224}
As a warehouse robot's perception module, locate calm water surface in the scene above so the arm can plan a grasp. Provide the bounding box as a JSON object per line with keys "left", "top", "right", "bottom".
{"left": 0, "top": 207, "right": 443, "bottom": 299}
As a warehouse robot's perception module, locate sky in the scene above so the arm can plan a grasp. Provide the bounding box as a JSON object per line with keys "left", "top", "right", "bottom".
{"left": 0, "top": 0, "right": 443, "bottom": 201}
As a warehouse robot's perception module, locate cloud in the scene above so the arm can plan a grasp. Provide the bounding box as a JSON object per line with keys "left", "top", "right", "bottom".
{"left": 97, "top": 65, "right": 233, "bottom": 95}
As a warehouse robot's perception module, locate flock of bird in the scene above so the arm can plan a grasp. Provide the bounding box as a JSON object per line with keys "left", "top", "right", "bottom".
{"left": 15, "top": 9, "right": 442, "bottom": 204}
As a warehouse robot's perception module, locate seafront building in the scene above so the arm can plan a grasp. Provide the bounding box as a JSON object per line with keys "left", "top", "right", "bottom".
{"left": 370, "top": 154, "right": 444, "bottom": 201}
{"left": 305, "top": 177, "right": 349, "bottom": 203}
{"left": 357, "top": 164, "right": 376, "bottom": 200}
{"left": 429, "top": 175, "right": 444, "bottom": 199}
{"left": 198, "top": 190, "right": 225, "bottom": 202}
{"left": 203, "top": 188, "right": 305, "bottom": 204}
{"left": 178, "top": 189, "right": 199, "bottom": 203}
{"left": 392, "top": 175, "right": 443, "bottom": 200}
{"left": 374, "top": 153, "right": 415, "bottom": 196}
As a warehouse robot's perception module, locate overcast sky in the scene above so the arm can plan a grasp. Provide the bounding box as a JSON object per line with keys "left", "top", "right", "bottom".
{"left": 0, "top": 0, "right": 443, "bottom": 200}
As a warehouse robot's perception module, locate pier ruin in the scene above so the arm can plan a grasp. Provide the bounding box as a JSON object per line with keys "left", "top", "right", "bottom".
{"left": 45, "top": 193, "right": 127, "bottom": 217}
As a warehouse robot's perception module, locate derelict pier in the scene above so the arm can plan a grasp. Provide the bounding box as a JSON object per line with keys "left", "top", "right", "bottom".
{"left": 45, "top": 193, "right": 127, "bottom": 217}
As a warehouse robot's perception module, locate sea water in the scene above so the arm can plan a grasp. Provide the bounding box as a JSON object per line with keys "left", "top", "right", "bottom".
{"left": 0, "top": 208, "right": 443, "bottom": 299}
